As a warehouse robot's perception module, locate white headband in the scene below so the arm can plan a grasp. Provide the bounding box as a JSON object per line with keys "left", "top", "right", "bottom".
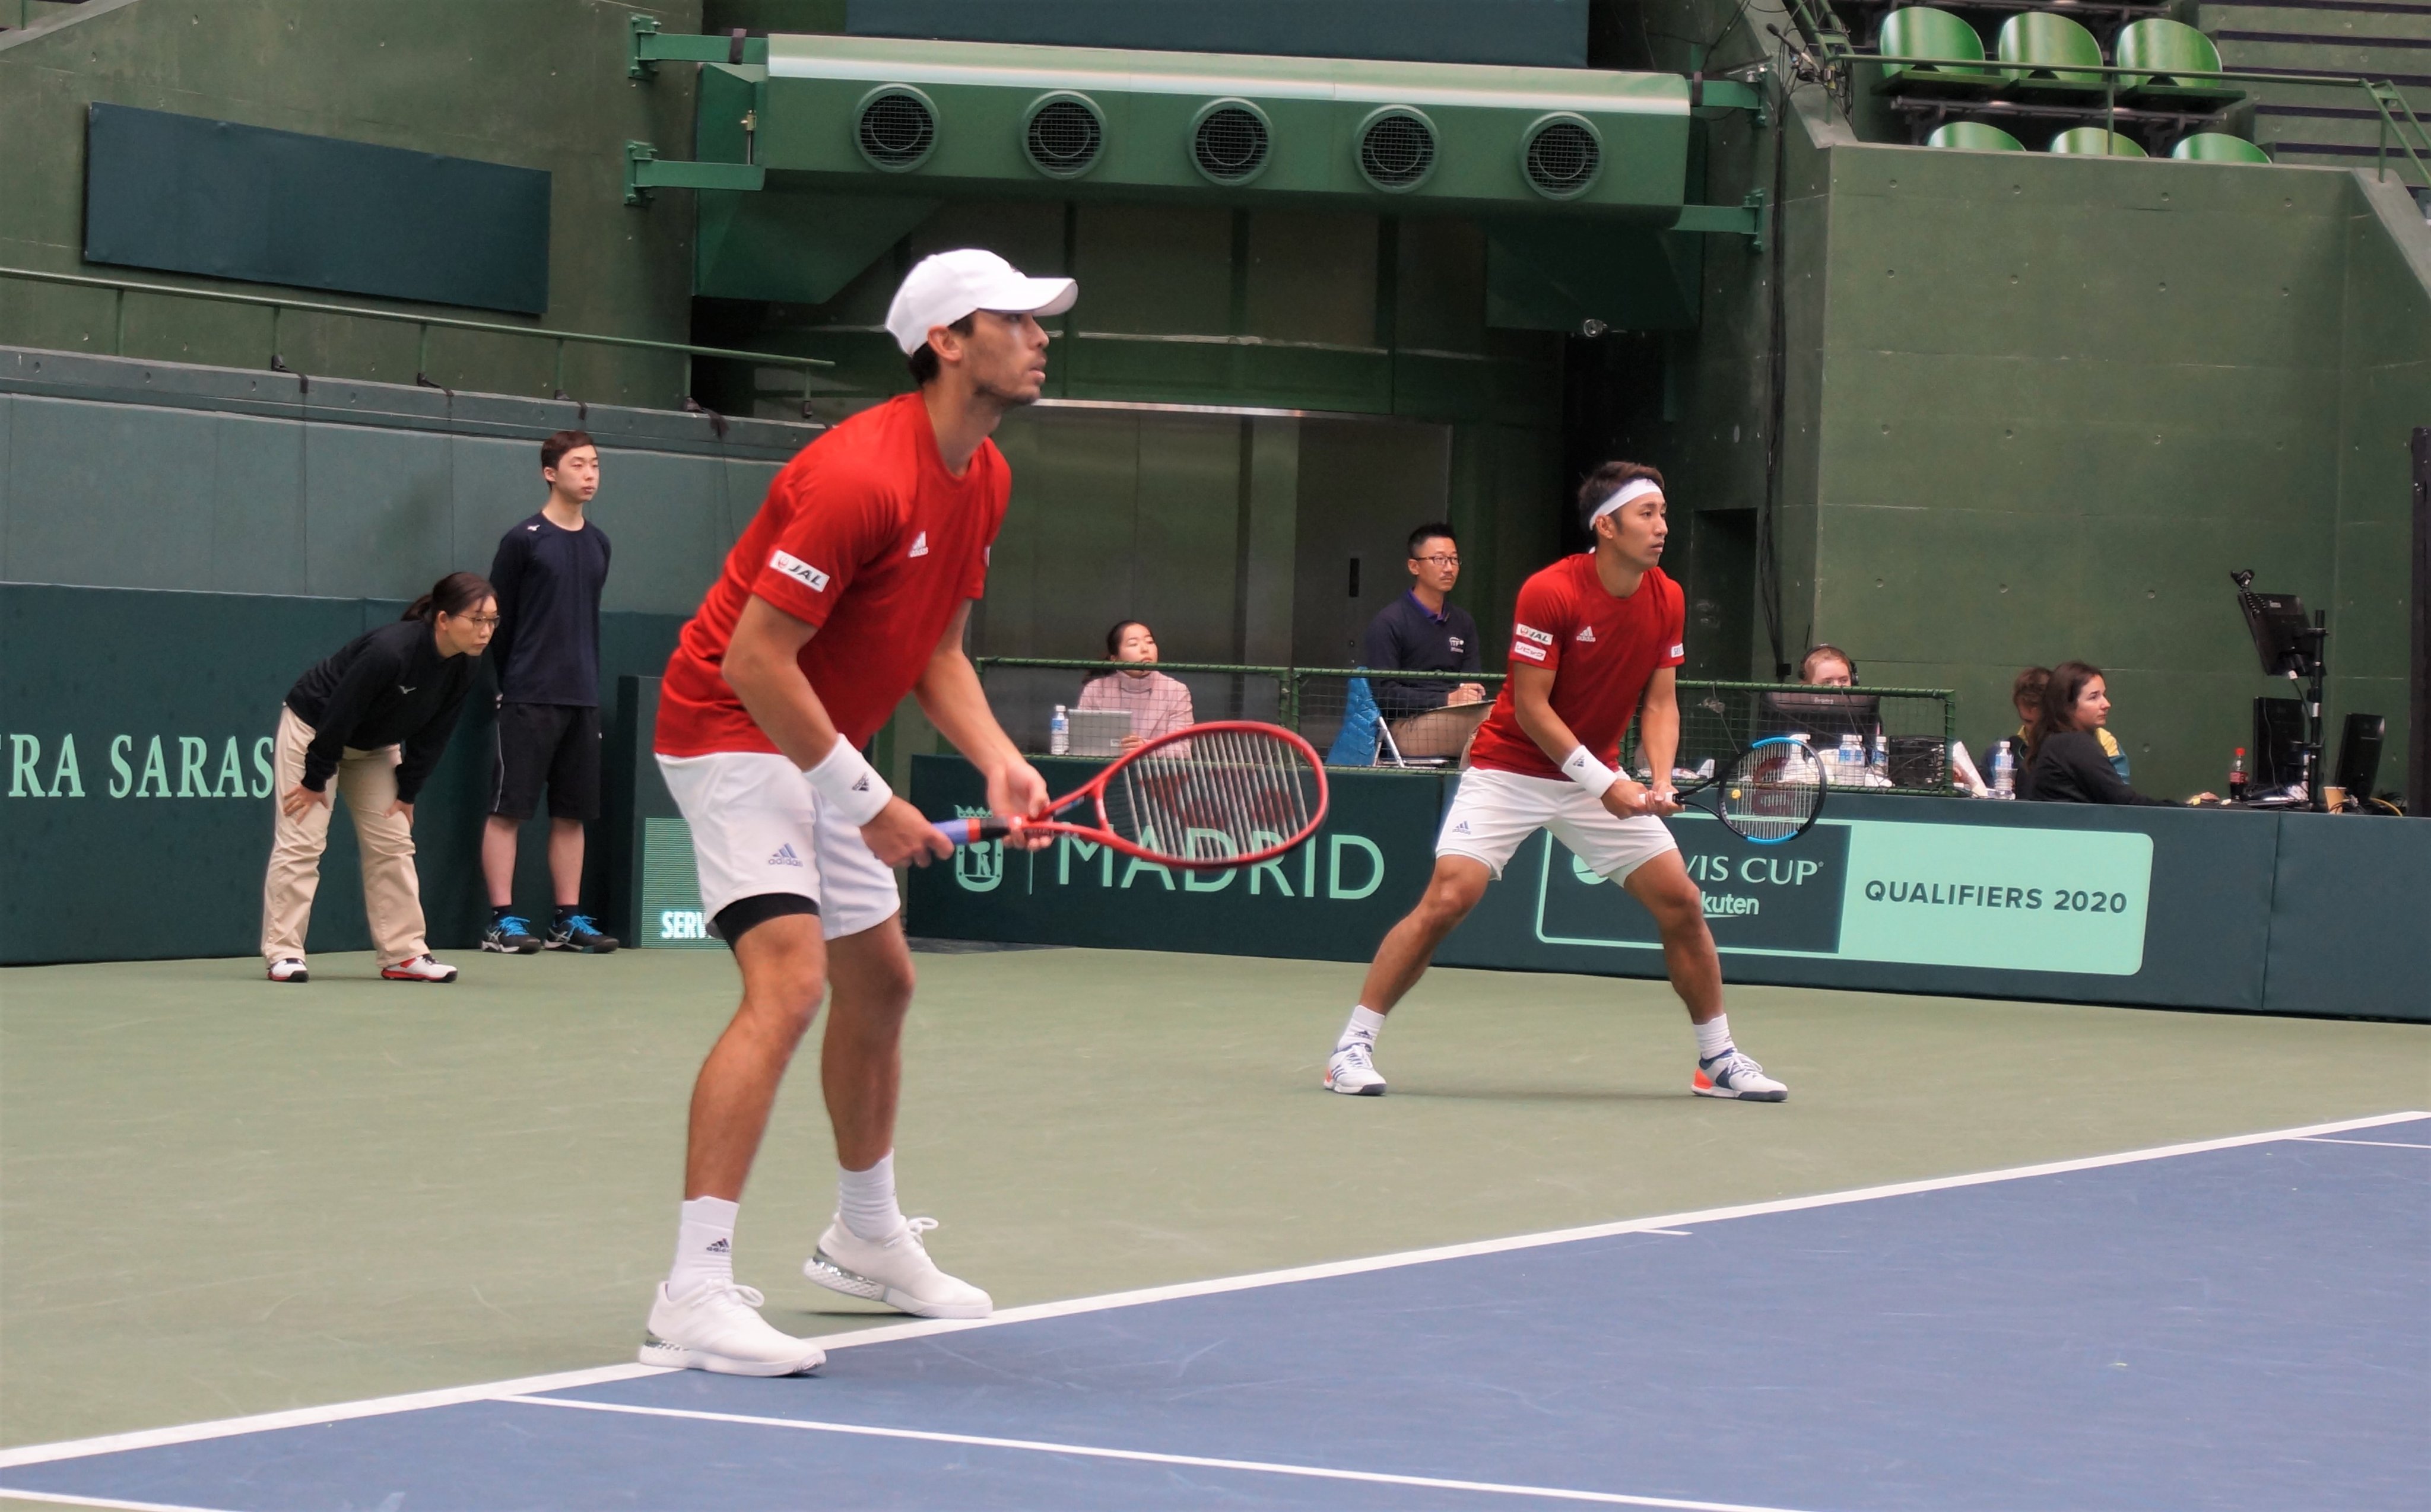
{"left": 1589, "top": 477, "right": 1664, "bottom": 526}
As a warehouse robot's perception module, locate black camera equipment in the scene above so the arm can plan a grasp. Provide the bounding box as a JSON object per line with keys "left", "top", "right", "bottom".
{"left": 2231, "top": 570, "right": 2330, "bottom": 812}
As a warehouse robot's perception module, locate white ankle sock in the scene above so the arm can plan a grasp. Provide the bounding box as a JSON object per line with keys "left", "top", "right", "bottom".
{"left": 1337, "top": 1005, "right": 1386, "bottom": 1051}
{"left": 838, "top": 1152, "right": 905, "bottom": 1242}
{"left": 669, "top": 1195, "right": 738, "bottom": 1297}
{"left": 1694, "top": 1015, "right": 1734, "bottom": 1062}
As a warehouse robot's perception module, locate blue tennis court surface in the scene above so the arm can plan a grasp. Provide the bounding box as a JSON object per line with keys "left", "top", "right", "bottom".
{"left": 5, "top": 1115, "right": 2423, "bottom": 1512}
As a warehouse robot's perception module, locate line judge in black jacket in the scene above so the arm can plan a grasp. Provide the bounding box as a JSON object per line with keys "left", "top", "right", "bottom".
{"left": 259, "top": 571, "right": 495, "bottom": 985}
{"left": 2019, "top": 660, "right": 2215, "bottom": 806}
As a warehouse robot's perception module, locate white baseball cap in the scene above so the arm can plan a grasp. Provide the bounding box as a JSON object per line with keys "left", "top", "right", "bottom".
{"left": 885, "top": 249, "right": 1078, "bottom": 354}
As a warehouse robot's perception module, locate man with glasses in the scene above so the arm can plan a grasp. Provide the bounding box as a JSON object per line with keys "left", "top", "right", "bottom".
{"left": 481, "top": 428, "right": 618, "bottom": 955}
{"left": 1363, "top": 523, "right": 1486, "bottom": 719}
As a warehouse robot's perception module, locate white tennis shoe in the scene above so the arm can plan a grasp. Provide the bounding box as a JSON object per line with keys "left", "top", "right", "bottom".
{"left": 639, "top": 1280, "right": 826, "bottom": 1376}
{"left": 1694, "top": 1049, "right": 1788, "bottom": 1101}
{"left": 1325, "top": 1040, "right": 1388, "bottom": 1095}
{"left": 805, "top": 1216, "right": 992, "bottom": 1319}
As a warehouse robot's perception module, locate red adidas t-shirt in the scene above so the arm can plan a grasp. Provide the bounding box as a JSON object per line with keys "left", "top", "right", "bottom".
{"left": 1464, "top": 555, "right": 1686, "bottom": 780}
{"left": 655, "top": 393, "right": 1008, "bottom": 757}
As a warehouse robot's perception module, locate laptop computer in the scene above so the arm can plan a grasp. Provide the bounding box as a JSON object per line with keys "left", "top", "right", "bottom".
{"left": 1067, "top": 708, "right": 1132, "bottom": 758}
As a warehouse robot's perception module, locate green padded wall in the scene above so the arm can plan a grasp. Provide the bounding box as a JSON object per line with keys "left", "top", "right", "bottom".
{"left": 83, "top": 104, "right": 551, "bottom": 315}
{"left": 0, "top": 584, "right": 685, "bottom": 965}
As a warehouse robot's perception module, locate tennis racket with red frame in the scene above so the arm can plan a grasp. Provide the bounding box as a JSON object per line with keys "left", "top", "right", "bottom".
{"left": 934, "top": 721, "right": 1329, "bottom": 870}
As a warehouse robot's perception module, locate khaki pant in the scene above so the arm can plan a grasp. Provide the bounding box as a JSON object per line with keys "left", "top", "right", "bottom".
{"left": 259, "top": 706, "right": 429, "bottom": 966}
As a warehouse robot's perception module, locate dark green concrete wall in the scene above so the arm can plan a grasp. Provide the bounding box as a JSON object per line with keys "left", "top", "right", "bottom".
{"left": 1794, "top": 138, "right": 2429, "bottom": 801}
{"left": 1, "top": 347, "right": 815, "bottom": 609}
{"left": 693, "top": 196, "right": 1569, "bottom": 688}
{"left": 0, "top": 0, "right": 704, "bottom": 406}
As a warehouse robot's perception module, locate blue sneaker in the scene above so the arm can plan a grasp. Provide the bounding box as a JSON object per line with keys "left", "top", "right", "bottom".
{"left": 482, "top": 916, "right": 542, "bottom": 954}
{"left": 547, "top": 913, "right": 620, "bottom": 954}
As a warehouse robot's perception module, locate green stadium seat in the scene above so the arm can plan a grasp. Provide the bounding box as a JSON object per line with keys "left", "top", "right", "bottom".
{"left": 1927, "top": 121, "right": 2027, "bottom": 151}
{"left": 1997, "top": 12, "right": 2109, "bottom": 98}
{"left": 1877, "top": 7, "right": 1999, "bottom": 96}
{"left": 2171, "top": 132, "right": 2273, "bottom": 163}
{"left": 2116, "top": 20, "right": 2243, "bottom": 106}
{"left": 2047, "top": 127, "right": 2149, "bottom": 156}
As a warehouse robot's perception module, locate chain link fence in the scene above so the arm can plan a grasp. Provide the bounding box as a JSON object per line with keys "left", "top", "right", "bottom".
{"left": 972, "top": 659, "right": 1958, "bottom": 793}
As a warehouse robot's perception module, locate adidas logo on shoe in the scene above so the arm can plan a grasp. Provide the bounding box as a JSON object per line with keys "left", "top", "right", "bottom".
{"left": 769, "top": 844, "right": 804, "bottom": 867}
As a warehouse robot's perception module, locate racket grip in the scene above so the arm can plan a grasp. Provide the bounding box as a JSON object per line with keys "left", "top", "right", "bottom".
{"left": 935, "top": 815, "right": 1014, "bottom": 846}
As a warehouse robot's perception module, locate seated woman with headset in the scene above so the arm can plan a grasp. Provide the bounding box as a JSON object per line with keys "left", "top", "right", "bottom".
{"left": 2019, "top": 662, "right": 2214, "bottom": 805}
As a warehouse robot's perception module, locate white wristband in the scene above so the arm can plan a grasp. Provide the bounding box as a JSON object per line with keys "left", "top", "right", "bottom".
{"left": 806, "top": 738, "right": 893, "bottom": 826}
{"left": 1561, "top": 744, "right": 1620, "bottom": 799}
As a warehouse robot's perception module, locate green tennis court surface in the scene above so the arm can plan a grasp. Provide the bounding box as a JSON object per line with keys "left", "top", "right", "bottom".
{"left": 4, "top": 944, "right": 2423, "bottom": 1461}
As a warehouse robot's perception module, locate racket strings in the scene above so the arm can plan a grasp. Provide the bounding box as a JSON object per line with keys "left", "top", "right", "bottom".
{"left": 1101, "top": 728, "right": 1320, "bottom": 864}
{"left": 1720, "top": 745, "right": 1823, "bottom": 843}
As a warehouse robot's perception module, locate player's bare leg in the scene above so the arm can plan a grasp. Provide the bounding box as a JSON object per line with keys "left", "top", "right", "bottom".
{"left": 802, "top": 917, "right": 992, "bottom": 1319}
{"left": 1326, "top": 856, "right": 1491, "bottom": 1095}
{"left": 684, "top": 915, "right": 826, "bottom": 1199}
{"left": 1355, "top": 856, "right": 1494, "bottom": 1015}
{"left": 1618, "top": 852, "right": 1722, "bottom": 1024}
{"left": 818, "top": 919, "right": 916, "bottom": 1173}
{"left": 1623, "top": 851, "right": 1786, "bottom": 1101}
{"left": 643, "top": 914, "right": 829, "bottom": 1377}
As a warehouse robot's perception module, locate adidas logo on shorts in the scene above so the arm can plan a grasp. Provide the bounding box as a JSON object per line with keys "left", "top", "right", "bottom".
{"left": 769, "top": 843, "right": 804, "bottom": 868}
{"left": 1450, "top": 820, "right": 1471, "bottom": 834}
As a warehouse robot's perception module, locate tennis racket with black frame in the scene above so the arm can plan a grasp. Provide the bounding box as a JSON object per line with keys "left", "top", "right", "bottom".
{"left": 1663, "top": 735, "right": 1826, "bottom": 844}
{"left": 935, "top": 721, "right": 1329, "bottom": 870}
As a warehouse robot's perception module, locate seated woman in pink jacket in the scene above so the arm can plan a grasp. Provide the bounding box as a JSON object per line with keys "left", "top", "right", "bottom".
{"left": 1075, "top": 620, "right": 1195, "bottom": 752}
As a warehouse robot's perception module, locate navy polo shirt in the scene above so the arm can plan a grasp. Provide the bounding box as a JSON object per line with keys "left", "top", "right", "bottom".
{"left": 1362, "top": 590, "right": 1481, "bottom": 717}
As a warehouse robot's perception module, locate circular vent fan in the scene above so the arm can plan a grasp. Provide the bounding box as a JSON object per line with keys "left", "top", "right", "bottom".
{"left": 1024, "top": 97, "right": 1103, "bottom": 178}
{"left": 855, "top": 88, "right": 936, "bottom": 171}
{"left": 1192, "top": 103, "right": 1270, "bottom": 183}
{"left": 1358, "top": 109, "right": 1436, "bottom": 192}
{"left": 1523, "top": 117, "right": 1601, "bottom": 198}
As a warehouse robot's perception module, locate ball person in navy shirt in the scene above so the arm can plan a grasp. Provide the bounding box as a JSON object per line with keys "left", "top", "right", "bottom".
{"left": 480, "top": 430, "right": 618, "bottom": 954}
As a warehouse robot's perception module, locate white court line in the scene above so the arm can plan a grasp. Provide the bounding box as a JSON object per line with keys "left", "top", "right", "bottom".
{"left": 2, "top": 1107, "right": 2422, "bottom": 1474}
{"left": 504, "top": 1393, "right": 1812, "bottom": 1512}
{"left": 0, "top": 1491, "right": 234, "bottom": 1512}
{"left": 2296, "top": 1136, "right": 2431, "bottom": 1151}
{"left": 1645, "top": 1229, "right": 1696, "bottom": 1237}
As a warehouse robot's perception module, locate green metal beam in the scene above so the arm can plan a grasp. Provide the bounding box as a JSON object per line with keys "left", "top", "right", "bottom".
{"left": 1671, "top": 190, "right": 1769, "bottom": 249}
{"left": 624, "top": 142, "right": 766, "bottom": 206}
{"left": 629, "top": 14, "right": 768, "bottom": 78}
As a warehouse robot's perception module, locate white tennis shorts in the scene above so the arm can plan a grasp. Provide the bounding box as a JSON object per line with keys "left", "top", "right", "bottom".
{"left": 655, "top": 751, "right": 902, "bottom": 939}
{"left": 1436, "top": 766, "right": 1679, "bottom": 882}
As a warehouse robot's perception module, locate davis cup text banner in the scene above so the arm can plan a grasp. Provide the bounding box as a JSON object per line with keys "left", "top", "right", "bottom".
{"left": 907, "top": 757, "right": 2294, "bottom": 1010}
{"left": 1532, "top": 818, "right": 2155, "bottom": 974}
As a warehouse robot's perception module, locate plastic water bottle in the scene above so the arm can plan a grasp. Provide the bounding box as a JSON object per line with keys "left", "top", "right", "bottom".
{"left": 1837, "top": 733, "right": 1864, "bottom": 786}
{"left": 1990, "top": 741, "right": 2016, "bottom": 799}
{"left": 1049, "top": 704, "right": 1069, "bottom": 755}
{"left": 2228, "top": 747, "right": 2247, "bottom": 803}
{"left": 1870, "top": 732, "right": 1889, "bottom": 786}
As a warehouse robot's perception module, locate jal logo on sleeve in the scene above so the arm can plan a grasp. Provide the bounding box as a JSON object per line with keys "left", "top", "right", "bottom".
{"left": 769, "top": 551, "right": 831, "bottom": 592}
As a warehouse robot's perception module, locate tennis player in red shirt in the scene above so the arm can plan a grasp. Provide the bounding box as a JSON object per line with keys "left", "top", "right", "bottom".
{"left": 640, "top": 250, "right": 1073, "bottom": 1376}
{"left": 1324, "top": 462, "right": 1788, "bottom": 1104}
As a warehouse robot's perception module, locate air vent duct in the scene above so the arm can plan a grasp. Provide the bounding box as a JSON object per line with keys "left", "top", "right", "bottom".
{"left": 1356, "top": 107, "right": 1436, "bottom": 192}
{"left": 1191, "top": 100, "right": 1271, "bottom": 185}
{"left": 855, "top": 85, "right": 937, "bottom": 171}
{"left": 1522, "top": 115, "right": 1602, "bottom": 198}
{"left": 1024, "top": 94, "right": 1103, "bottom": 179}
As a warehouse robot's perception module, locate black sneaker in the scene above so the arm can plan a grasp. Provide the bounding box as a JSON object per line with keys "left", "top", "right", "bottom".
{"left": 482, "top": 915, "right": 542, "bottom": 954}
{"left": 547, "top": 913, "right": 619, "bottom": 953}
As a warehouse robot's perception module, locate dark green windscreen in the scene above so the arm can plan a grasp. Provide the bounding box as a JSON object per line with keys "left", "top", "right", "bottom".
{"left": 82, "top": 104, "right": 551, "bottom": 315}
